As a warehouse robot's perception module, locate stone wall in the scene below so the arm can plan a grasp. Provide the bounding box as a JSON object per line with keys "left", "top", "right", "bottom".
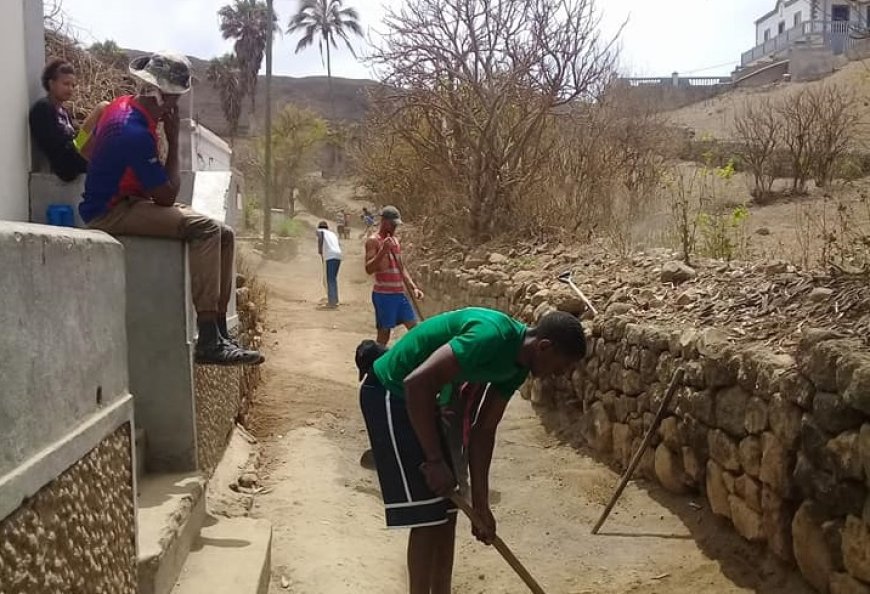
{"left": 0, "top": 424, "right": 136, "bottom": 594}
{"left": 414, "top": 261, "right": 870, "bottom": 594}
{"left": 195, "top": 365, "right": 242, "bottom": 474}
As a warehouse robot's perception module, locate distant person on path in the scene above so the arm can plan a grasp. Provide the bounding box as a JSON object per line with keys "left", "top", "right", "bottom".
{"left": 360, "top": 207, "right": 375, "bottom": 238}
{"left": 359, "top": 308, "right": 587, "bottom": 594}
{"left": 79, "top": 51, "right": 262, "bottom": 366}
{"left": 316, "top": 221, "right": 342, "bottom": 308}
{"left": 365, "top": 206, "right": 424, "bottom": 345}
{"left": 29, "top": 58, "right": 109, "bottom": 182}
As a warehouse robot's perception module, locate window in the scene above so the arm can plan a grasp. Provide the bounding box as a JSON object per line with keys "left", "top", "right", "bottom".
{"left": 764, "top": 28, "right": 771, "bottom": 41}
{"left": 778, "top": 21, "right": 786, "bottom": 34}
{"left": 794, "top": 12, "right": 802, "bottom": 27}
{"left": 832, "top": 5, "right": 850, "bottom": 22}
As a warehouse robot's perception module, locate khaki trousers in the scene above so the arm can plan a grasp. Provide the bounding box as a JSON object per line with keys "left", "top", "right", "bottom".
{"left": 89, "top": 198, "right": 234, "bottom": 315}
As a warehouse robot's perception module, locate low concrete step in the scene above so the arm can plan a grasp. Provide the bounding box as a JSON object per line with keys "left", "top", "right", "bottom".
{"left": 171, "top": 516, "right": 272, "bottom": 594}
{"left": 137, "top": 473, "right": 207, "bottom": 594}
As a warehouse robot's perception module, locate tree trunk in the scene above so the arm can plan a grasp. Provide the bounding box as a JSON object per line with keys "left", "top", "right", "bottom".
{"left": 326, "top": 40, "right": 336, "bottom": 178}
{"left": 263, "top": 0, "right": 274, "bottom": 251}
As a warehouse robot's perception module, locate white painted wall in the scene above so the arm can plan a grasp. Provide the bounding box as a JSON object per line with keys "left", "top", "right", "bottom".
{"left": 756, "top": 0, "right": 813, "bottom": 45}
{"left": 0, "top": 0, "right": 33, "bottom": 221}
{"left": 191, "top": 123, "right": 231, "bottom": 172}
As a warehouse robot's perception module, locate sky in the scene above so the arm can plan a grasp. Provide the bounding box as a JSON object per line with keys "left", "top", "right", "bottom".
{"left": 57, "top": 0, "right": 763, "bottom": 80}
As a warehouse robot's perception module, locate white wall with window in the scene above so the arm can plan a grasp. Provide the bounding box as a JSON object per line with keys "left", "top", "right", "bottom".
{"left": 755, "top": 0, "right": 813, "bottom": 45}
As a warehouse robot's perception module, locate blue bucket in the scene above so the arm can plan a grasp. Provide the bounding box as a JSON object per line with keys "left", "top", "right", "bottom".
{"left": 46, "top": 204, "right": 75, "bottom": 228}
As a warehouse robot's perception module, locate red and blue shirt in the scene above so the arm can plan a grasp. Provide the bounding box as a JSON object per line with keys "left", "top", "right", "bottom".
{"left": 80, "top": 96, "right": 169, "bottom": 223}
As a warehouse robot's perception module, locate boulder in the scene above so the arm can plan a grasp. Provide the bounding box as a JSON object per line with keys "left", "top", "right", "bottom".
{"left": 760, "top": 432, "right": 794, "bottom": 498}
{"left": 706, "top": 460, "right": 732, "bottom": 519}
{"left": 815, "top": 392, "right": 864, "bottom": 434}
{"left": 654, "top": 444, "right": 689, "bottom": 494}
{"left": 769, "top": 393, "right": 803, "bottom": 448}
{"left": 843, "top": 516, "right": 870, "bottom": 584}
{"left": 729, "top": 495, "right": 765, "bottom": 542}
{"left": 744, "top": 397, "right": 769, "bottom": 435}
{"left": 661, "top": 260, "right": 696, "bottom": 285}
{"left": 709, "top": 429, "right": 741, "bottom": 471}
{"left": 740, "top": 436, "right": 763, "bottom": 478}
{"left": 830, "top": 573, "right": 870, "bottom": 594}
{"left": 792, "top": 501, "right": 836, "bottom": 593}
{"left": 714, "top": 385, "right": 749, "bottom": 438}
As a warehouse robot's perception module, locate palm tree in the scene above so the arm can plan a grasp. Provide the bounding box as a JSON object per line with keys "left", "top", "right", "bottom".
{"left": 206, "top": 54, "right": 244, "bottom": 141}
{"left": 218, "top": 0, "right": 278, "bottom": 115}
{"left": 287, "top": 0, "right": 363, "bottom": 118}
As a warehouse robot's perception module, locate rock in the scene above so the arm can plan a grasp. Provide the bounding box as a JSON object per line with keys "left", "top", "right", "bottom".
{"left": 745, "top": 397, "right": 769, "bottom": 435}
{"left": 843, "top": 516, "right": 870, "bottom": 584}
{"left": 682, "top": 446, "right": 704, "bottom": 483}
{"left": 612, "top": 423, "right": 633, "bottom": 468}
{"left": 533, "top": 302, "right": 555, "bottom": 322}
{"left": 556, "top": 296, "right": 587, "bottom": 316}
{"left": 765, "top": 260, "right": 789, "bottom": 275}
{"left": 620, "top": 370, "right": 644, "bottom": 397}
{"left": 769, "top": 393, "right": 803, "bottom": 448}
{"left": 661, "top": 260, "right": 696, "bottom": 285}
{"left": 815, "top": 392, "right": 864, "bottom": 434}
{"left": 237, "top": 472, "right": 259, "bottom": 489}
{"left": 827, "top": 432, "right": 865, "bottom": 482}
{"left": 706, "top": 460, "right": 732, "bottom": 519}
{"left": 714, "top": 385, "right": 749, "bottom": 438}
{"left": 755, "top": 227, "right": 771, "bottom": 236}
{"left": 729, "top": 495, "right": 765, "bottom": 542}
{"left": 704, "top": 352, "right": 740, "bottom": 389}
{"left": 762, "top": 486, "right": 795, "bottom": 562}
{"left": 708, "top": 429, "right": 740, "bottom": 471}
{"left": 735, "top": 474, "right": 762, "bottom": 512}
{"left": 613, "top": 395, "right": 637, "bottom": 423}
{"left": 723, "top": 470, "right": 736, "bottom": 493}
{"left": 801, "top": 339, "right": 863, "bottom": 393}
{"left": 740, "top": 436, "right": 763, "bottom": 477}
{"left": 675, "top": 291, "right": 695, "bottom": 306}
{"left": 860, "top": 425, "right": 870, "bottom": 482}
{"left": 655, "top": 444, "right": 689, "bottom": 494}
{"left": 793, "top": 501, "right": 836, "bottom": 593}
{"left": 844, "top": 366, "right": 870, "bottom": 415}
{"left": 607, "top": 302, "right": 633, "bottom": 316}
{"left": 530, "top": 289, "right": 552, "bottom": 307}
{"left": 830, "top": 573, "right": 870, "bottom": 594}
{"left": 640, "top": 349, "right": 658, "bottom": 383}
{"left": 794, "top": 454, "right": 867, "bottom": 517}
{"left": 803, "top": 415, "right": 834, "bottom": 469}
{"left": 659, "top": 417, "right": 681, "bottom": 450}
{"left": 780, "top": 370, "right": 815, "bottom": 409}
{"left": 810, "top": 287, "right": 835, "bottom": 302}
{"left": 678, "top": 389, "right": 715, "bottom": 427}
{"left": 760, "top": 432, "right": 794, "bottom": 498}
{"left": 488, "top": 252, "right": 509, "bottom": 264}
{"left": 580, "top": 401, "right": 613, "bottom": 453}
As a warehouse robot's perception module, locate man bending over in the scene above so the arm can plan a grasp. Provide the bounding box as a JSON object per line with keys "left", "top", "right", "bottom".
{"left": 359, "top": 307, "right": 586, "bottom": 593}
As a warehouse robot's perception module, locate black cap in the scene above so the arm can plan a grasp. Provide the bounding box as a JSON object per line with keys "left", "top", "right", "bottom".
{"left": 380, "top": 206, "right": 402, "bottom": 225}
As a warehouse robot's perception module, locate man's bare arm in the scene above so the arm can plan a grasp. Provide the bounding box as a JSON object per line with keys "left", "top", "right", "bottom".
{"left": 364, "top": 236, "right": 390, "bottom": 274}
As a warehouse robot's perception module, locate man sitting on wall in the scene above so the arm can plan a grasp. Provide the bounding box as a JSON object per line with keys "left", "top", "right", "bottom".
{"left": 79, "top": 51, "right": 263, "bottom": 366}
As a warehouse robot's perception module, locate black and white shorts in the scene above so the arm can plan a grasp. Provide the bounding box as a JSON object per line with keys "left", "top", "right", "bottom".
{"left": 359, "top": 373, "right": 462, "bottom": 529}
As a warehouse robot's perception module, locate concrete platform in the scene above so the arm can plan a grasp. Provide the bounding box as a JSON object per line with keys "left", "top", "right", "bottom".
{"left": 137, "top": 473, "right": 207, "bottom": 594}
{"left": 172, "top": 517, "right": 272, "bottom": 594}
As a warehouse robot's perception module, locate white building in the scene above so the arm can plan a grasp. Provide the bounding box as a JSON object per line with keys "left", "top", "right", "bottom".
{"left": 743, "top": 0, "right": 870, "bottom": 67}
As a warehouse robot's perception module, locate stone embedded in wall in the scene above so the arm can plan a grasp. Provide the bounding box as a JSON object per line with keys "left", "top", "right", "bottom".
{"left": 793, "top": 500, "right": 837, "bottom": 593}
{"left": 844, "top": 366, "right": 870, "bottom": 416}
{"left": 195, "top": 364, "right": 242, "bottom": 474}
{"left": 740, "top": 436, "right": 763, "bottom": 478}
{"left": 761, "top": 432, "right": 794, "bottom": 498}
{"left": 639, "top": 349, "right": 658, "bottom": 383}
{"left": 678, "top": 389, "right": 715, "bottom": 427}
{"left": 715, "top": 385, "right": 749, "bottom": 438}
{"left": 763, "top": 485, "right": 795, "bottom": 563}
{"left": 729, "top": 495, "right": 765, "bottom": 542}
{"left": 830, "top": 572, "right": 870, "bottom": 594}
{"left": 826, "top": 431, "right": 865, "bottom": 482}
{"left": 654, "top": 443, "right": 689, "bottom": 494}
{"left": 780, "top": 370, "right": 816, "bottom": 410}
{"left": 801, "top": 339, "right": 863, "bottom": 393}
{"left": 769, "top": 393, "right": 803, "bottom": 448}
{"left": 580, "top": 401, "right": 613, "bottom": 453}
{"left": 735, "top": 474, "right": 763, "bottom": 512}
{"left": 682, "top": 446, "right": 704, "bottom": 484}
{"left": 745, "top": 397, "right": 769, "bottom": 435}
{"left": 794, "top": 454, "right": 866, "bottom": 518}
{"left": 613, "top": 395, "right": 636, "bottom": 424}
{"left": 684, "top": 361, "right": 706, "bottom": 389}
{"left": 843, "top": 516, "right": 870, "bottom": 584}
{"left": 658, "top": 416, "right": 681, "bottom": 450}
{"left": 709, "top": 429, "right": 740, "bottom": 472}
{"left": 0, "top": 424, "right": 135, "bottom": 594}
{"left": 815, "top": 392, "right": 865, "bottom": 434}
{"left": 860, "top": 425, "right": 870, "bottom": 482}
{"left": 835, "top": 351, "right": 870, "bottom": 395}
{"left": 612, "top": 423, "right": 633, "bottom": 468}
{"left": 707, "top": 460, "right": 732, "bottom": 519}
{"left": 704, "top": 350, "right": 739, "bottom": 389}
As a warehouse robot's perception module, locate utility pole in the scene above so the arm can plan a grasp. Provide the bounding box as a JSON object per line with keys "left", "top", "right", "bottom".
{"left": 263, "top": 0, "right": 274, "bottom": 252}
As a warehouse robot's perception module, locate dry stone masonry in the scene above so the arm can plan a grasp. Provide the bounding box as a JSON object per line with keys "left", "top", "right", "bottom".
{"left": 411, "top": 247, "right": 870, "bottom": 594}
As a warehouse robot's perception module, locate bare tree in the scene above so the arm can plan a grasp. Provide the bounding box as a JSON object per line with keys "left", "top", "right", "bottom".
{"left": 806, "top": 85, "right": 860, "bottom": 188}
{"left": 733, "top": 98, "right": 780, "bottom": 202}
{"left": 369, "top": 0, "right": 619, "bottom": 240}
{"left": 777, "top": 90, "right": 818, "bottom": 195}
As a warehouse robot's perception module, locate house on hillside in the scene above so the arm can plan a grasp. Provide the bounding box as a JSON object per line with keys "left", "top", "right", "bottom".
{"left": 741, "top": 0, "right": 870, "bottom": 69}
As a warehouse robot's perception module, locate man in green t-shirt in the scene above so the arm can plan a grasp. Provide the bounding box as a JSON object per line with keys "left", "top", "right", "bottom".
{"left": 358, "top": 307, "right": 586, "bottom": 594}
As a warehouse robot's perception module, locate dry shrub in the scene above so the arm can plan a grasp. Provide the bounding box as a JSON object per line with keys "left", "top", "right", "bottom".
{"left": 235, "top": 253, "right": 268, "bottom": 425}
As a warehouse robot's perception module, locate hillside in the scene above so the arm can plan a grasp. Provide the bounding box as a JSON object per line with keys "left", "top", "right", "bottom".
{"left": 665, "top": 60, "right": 870, "bottom": 142}
{"left": 126, "top": 49, "right": 377, "bottom": 137}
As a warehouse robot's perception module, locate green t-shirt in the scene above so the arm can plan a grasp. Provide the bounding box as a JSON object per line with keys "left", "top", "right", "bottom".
{"left": 372, "top": 307, "right": 529, "bottom": 404}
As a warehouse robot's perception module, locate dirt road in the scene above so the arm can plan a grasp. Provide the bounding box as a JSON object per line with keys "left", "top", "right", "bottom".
{"left": 244, "top": 215, "right": 810, "bottom": 594}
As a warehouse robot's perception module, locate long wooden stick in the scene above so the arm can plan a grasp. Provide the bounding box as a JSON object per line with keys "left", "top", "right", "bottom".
{"left": 449, "top": 494, "right": 548, "bottom": 594}
{"left": 591, "top": 367, "right": 686, "bottom": 535}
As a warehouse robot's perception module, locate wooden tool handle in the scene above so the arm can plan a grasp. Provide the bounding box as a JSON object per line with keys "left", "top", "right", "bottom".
{"left": 449, "top": 494, "right": 548, "bottom": 594}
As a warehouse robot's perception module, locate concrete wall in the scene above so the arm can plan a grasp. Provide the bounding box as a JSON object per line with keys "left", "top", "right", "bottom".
{"left": 179, "top": 119, "right": 232, "bottom": 173}
{"left": 756, "top": 1, "right": 811, "bottom": 44}
{"left": 195, "top": 365, "right": 241, "bottom": 474}
{"left": 414, "top": 260, "right": 870, "bottom": 594}
{"left": 0, "top": 0, "right": 42, "bottom": 221}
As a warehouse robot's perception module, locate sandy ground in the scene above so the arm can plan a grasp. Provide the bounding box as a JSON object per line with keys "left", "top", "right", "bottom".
{"left": 236, "top": 210, "right": 812, "bottom": 594}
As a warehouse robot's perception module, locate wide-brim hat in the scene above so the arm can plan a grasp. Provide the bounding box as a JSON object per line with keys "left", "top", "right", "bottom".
{"left": 129, "top": 51, "right": 192, "bottom": 95}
